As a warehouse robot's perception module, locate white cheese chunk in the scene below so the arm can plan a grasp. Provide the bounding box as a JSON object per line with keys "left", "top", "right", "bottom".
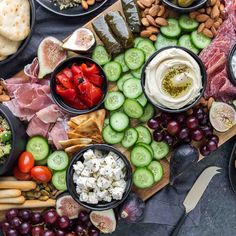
{"left": 73, "top": 161, "right": 84, "bottom": 175}
{"left": 110, "top": 187, "right": 125, "bottom": 200}
{"left": 108, "top": 151, "right": 120, "bottom": 161}
{"left": 97, "top": 176, "right": 111, "bottom": 189}
{"left": 83, "top": 149, "right": 96, "bottom": 162}
{"left": 99, "top": 166, "right": 113, "bottom": 178}
{"left": 116, "top": 158, "right": 125, "bottom": 169}
{"left": 79, "top": 192, "right": 89, "bottom": 202}
{"left": 112, "top": 179, "right": 127, "bottom": 189}
{"left": 76, "top": 177, "right": 87, "bottom": 189}
{"left": 81, "top": 167, "right": 91, "bottom": 177}
{"left": 88, "top": 192, "right": 99, "bottom": 204}
{"left": 86, "top": 159, "right": 100, "bottom": 172}
{"left": 104, "top": 155, "right": 117, "bottom": 168}
{"left": 86, "top": 177, "right": 97, "bottom": 189}
{"left": 113, "top": 167, "right": 125, "bottom": 181}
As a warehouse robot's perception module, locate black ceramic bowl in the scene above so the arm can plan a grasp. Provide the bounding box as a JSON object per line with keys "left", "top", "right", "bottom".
{"left": 67, "top": 144, "right": 132, "bottom": 211}
{"left": 50, "top": 56, "right": 108, "bottom": 115}
{"left": 0, "top": 104, "right": 27, "bottom": 175}
{"left": 161, "top": 0, "right": 207, "bottom": 13}
{"left": 229, "top": 141, "right": 236, "bottom": 194}
{"left": 0, "top": 0, "right": 36, "bottom": 65}
{"left": 227, "top": 43, "right": 236, "bottom": 86}
{"left": 141, "top": 46, "right": 207, "bottom": 113}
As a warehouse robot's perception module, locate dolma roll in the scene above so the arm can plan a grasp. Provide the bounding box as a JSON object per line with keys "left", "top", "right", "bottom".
{"left": 92, "top": 15, "right": 122, "bottom": 56}
{"left": 121, "top": 0, "right": 141, "bottom": 33}
{"left": 105, "top": 11, "right": 134, "bottom": 49}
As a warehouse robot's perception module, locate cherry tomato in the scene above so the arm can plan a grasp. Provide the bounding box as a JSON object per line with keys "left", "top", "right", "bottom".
{"left": 18, "top": 151, "right": 35, "bottom": 173}
{"left": 13, "top": 167, "right": 32, "bottom": 181}
{"left": 30, "top": 166, "right": 52, "bottom": 183}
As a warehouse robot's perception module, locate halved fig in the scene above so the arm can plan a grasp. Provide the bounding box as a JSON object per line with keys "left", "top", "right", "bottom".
{"left": 90, "top": 209, "right": 116, "bottom": 234}
{"left": 38, "top": 37, "right": 67, "bottom": 79}
{"left": 209, "top": 102, "right": 236, "bottom": 132}
{"left": 56, "top": 192, "right": 89, "bottom": 219}
{"left": 63, "top": 28, "right": 95, "bottom": 53}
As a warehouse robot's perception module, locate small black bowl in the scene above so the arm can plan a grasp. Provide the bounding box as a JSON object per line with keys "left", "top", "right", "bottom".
{"left": 66, "top": 144, "right": 132, "bottom": 211}
{"left": 141, "top": 46, "right": 207, "bottom": 113}
{"left": 50, "top": 56, "right": 108, "bottom": 115}
{"left": 228, "top": 141, "right": 236, "bottom": 194}
{"left": 161, "top": 0, "right": 207, "bottom": 13}
{"left": 0, "top": 104, "right": 28, "bottom": 175}
{"left": 0, "top": 0, "right": 36, "bottom": 65}
{"left": 227, "top": 43, "right": 236, "bottom": 86}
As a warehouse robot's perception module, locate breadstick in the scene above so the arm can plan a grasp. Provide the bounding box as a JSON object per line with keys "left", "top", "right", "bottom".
{"left": 0, "top": 176, "right": 17, "bottom": 181}
{"left": 0, "top": 181, "right": 36, "bottom": 191}
{"left": 0, "top": 189, "right": 21, "bottom": 198}
{"left": 0, "top": 199, "right": 56, "bottom": 211}
{"left": 0, "top": 196, "right": 25, "bottom": 204}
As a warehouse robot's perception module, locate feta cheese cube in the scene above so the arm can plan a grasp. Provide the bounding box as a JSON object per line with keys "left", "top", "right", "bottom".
{"left": 76, "top": 177, "right": 87, "bottom": 189}
{"left": 95, "top": 150, "right": 104, "bottom": 158}
{"left": 83, "top": 149, "right": 96, "bottom": 162}
{"left": 108, "top": 151, "right": 119, "bottom": 161}
{"left": 81, "top": 167, "right": 91, "bottom": 177}
{"left": 116, "top": 158, "right": 125, "bottom": 169}
{"left": 86, "top": 177, "right": 96, "bottom": 189}
{"left": 113, "top": 167, "right": 125, "bottom": 181}
{"left": 86, "top": 159, "right": 100, "bottom": 172}
{"left": 97, "top": 176, "right": 111, "bottom": 189}
{"left": 112, "top": 179, "right": 127, "bottom": 189}
{"left": 110, "top": 187, "right": 124, "bottom": 200}
{"left": 73, "top": 161, "right": 84, "bottom": 175}
{"left": 80, "top": 192, "right": 89, "bottom": 202}
{"left": 104, "top": 155, "right": 116, "bottom": 168}
{"left": 99, "top": 166, "right": 113, "bottom": 178}
{"left": 88, "top": 192, "right": 99, "bottom": 204}
{"left": 76, "top": 186, "right": 82, "bottom": 194}
{"left": 96, "top": 190, "right": 108, "bottom": 200}
{"left": 103, "top": 195, "right": 112, "bottom": 202}
{"left": 73, "top": 172, "right": 80, "bottom": 182}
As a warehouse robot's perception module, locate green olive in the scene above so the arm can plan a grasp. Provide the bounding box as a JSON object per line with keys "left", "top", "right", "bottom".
{"left": 177, "top": 0, "right": 195, "bottom": 7}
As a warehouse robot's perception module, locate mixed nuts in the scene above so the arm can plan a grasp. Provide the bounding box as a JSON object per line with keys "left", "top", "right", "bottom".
{"left": 0, "top": 80, "right": 10, "bottom": 102}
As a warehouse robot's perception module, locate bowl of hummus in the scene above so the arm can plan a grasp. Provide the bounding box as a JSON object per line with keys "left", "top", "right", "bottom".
{"left": 141, "top": 46, "right": 207, "bottom": 113}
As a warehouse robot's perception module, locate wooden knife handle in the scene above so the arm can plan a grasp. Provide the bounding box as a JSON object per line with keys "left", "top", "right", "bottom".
{"left": 170, "top": 211, "right": 188, "bottom": 236}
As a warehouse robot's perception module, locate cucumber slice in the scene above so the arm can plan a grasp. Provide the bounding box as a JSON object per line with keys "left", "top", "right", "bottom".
{"left": 139, "top": 103, "right": 155, "bottom": 122}
{"left": 131, "top": 146, "right": 152, "bottom": 167}
{"left": 114, "top": 53, "right": 129, "bottom": 73}
{"left": 123, "top": 99, "right": 144, "bottom": 119}
{"left": 52, "top": 170, "right": 67, "bottom": 191}
{"left": 131, "top": 66, "right": 143, "bottom": 79}
{"left": 104, "top": 91, "right": 125, "bottom": 111}
{"left": 104, "top": 61, "right": 122, "bottom": 81}
{"left": 191, "top": 31, "right": 212, "bottom": 49}
{"left": 102, "top": 125, "right": 124, "bottom": 144}
{"left": 135, "top": 126, "right": 152, "bottom": 144}
{"left": 155, "top": 34, "right": 178, "bottom": 50}
{"left": 110, "top": 112, "right": 129, "bottom": 132}
{"left": 47, "top": 151, "right": 69, "bottom": 171}
{"left": 133, "top": 168, "right": 154, "bottom": 189}
{"left": 123, "top": 78, "right": 142, "bottom": 99}
{"left": 104, "top": 118, "right": 110, "bottom": 128}
{"left": 178, "top": 34, "right": 200, "bottom": 54}
{"left": 136, "top": 142, "right": 154, "bottom": 157}
{"left": 117, "top": 73, "right": 134, "bottom": 91}
{"left": 137, "top": 93, "right": 148, "bottom": 107}
{"left": 147, "top": 161, "right": 163, "bottom": 182}
{"left": 179, "top": 15, "right": 199, "bottom": 32}
{"left": 134, "top": 37, "right": 145, "bottom": 47}
{"left": 160, "top": 18, "right": 181, "bottom": 38}
{"left": 137, "top": 39, "right": 156, "bottom": 60}
{"left": 92, "top": 45, "right": 111, "bottom": 66}
{"left": 26, "top": 136, "right": 49, "bottom": 161}
{"left": 151, "top": 141, "right": 169, "bottom": 160}
{"left": 121, "top": 128, "right": 138, "bottom": 148}
{"left": 125, "top": 48, "right": 145, "bottom": 70}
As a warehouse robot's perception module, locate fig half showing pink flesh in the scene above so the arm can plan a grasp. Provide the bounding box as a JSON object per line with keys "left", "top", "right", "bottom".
{"left": 38, "top": 36, "right": 67, "bottom": 79}
{"left": 63, "top": 28, "right": 96, "bottom": 53}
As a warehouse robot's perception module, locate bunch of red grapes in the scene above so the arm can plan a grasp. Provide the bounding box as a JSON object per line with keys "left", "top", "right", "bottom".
{"left": 0, "top": 209, "right": 100, "bottom": 236}
{"left": 148, "top": 106, "right": 219, "bottom": 156}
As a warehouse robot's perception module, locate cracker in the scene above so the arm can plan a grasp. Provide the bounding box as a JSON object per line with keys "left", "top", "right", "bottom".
{"left": 0, "top": 34, "right": 21, "bottom": 56}
{"left": 0, "top": 0, "right": 30, "bottom": 41}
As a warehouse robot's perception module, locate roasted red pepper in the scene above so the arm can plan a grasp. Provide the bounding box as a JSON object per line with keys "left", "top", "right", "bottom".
{"left": 56, "top": 72, "right": 74, "bottom": 89}
{"left": 62, "top": 68, "right": 73, "bottom": 80}
{"left": 81, "top": 63, "right": 100, "bottom": 75}
{"left": 56, "top": 85, "right": 77, "bottom": 102}
{"left": 71, "top": 64, "right": 82, "bottom": 76}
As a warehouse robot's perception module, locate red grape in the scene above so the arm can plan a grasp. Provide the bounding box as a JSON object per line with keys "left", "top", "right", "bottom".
{"left": 6, "top": 209, "right": 18, "bottom": 222}
{"left": 18, "top": 209, "right": 31, "bottom": 222}
{"left": 42, "top": 230, "right": 56, "bottom": 236}
{"left": 32, "top": 226, "right": 44, "bottom": 236}
{"left": 57, "top": 216, "right": 70, "bottom": 230}
{"left": 31, "top": 212, "right": 42, "bottom": 225}
{"left": 161, "top": 113, "right": 172, "bottom": 124}
{"left": 167, "top": 120, "right": 180, "bottom": 135}
{"left": 194, "top": 108, "right": 205, "bottom": 120}
{"left": 74, "top": 223, "right": 87, "bottom": 234}
{"left": 1, "top": 221, "right": 11, "bottom": 232}
{"left": 176, "top": 113, "right": 186, "bottom": 124}
{"left": 200, "top": 145, "right": 210, "bottom": 156}
{"left": 163, "top": 134, "right": 174, "bottom": 146}
{"left": 6, "top": 229, "right": 18, "bottom": 236}
{"left": 88, "top": 226, "right": 100, "bottom": 236}
{"left": 43, "top": 210, "right": 58, "bottom": 225}
{"left": 55, "top": 230, "right": 66, "bottom": 236}
{"left": 153, "top": 130, "right": 163, "bottom": 142}
{"left": 178, "top": 128, "right": 189, "bottom": 140}
{"left": 206, "top": 140, "right": 218, "bottom": 152}
{"left": 210, "top": 135, "right": 219, "bottom": 144}
{"left": 186, "top": 116, "right": 199, "bottom": 130}
{"left": 199, "top": 114, "right": 208, "bottom": 125}
{"left": 18, "top": 222, "right": 32, "bottom": 235}
{"left": 201, "top": 126, "right": 213, "bottom": 137}
{"left": 191, "top": 129, "right": 204, "bottom": 141}
{"left": 78, "top": 211, "right": 89, "bottom": 223}
{"left": 148, "top": 118, "right": 160, "bottom": 129}
{"left": 10, "top": 217, "right": 22, "bottom": 229}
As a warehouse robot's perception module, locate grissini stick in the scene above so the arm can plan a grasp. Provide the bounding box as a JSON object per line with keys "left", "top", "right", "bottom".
{"left": 0, "top": 196, "right": 25, "bottom": 204}
{"left": 0, "top": 189, "right": 21, "bottom": 198}
{"left": 0, "top": 181, "right": 36, "bottom": 191}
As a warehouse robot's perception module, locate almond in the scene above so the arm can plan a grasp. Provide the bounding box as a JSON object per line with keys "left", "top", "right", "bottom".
{"left": 141, "top": 17, "right": 150, "bottom": 26}
{"left": 149, "top": 34, "right": 157, "bottom": 41}
{"left": 141, "top": 12, "right": 146, "bottom": 18}
{"left": 211, "top": 26, "right": 217, "bottom": 36}
{"left": 202, "top": 28, "right": 214, "bottom": 38}
{"left": 146, "top": 26, "right": 159, "bottom": 33}
{"left": 196, "top": 14, "right": 210, "bottom": 22}
{"left": 207, "top": 97, "right": 215, "bottom": 109}
{"left": 211, "top": 5, "right": 220, "bottom": 18}
{"left": 213, "top": 21, "right": 221, "bottom": 29}
{"left": 146, "top": 14, "right": 157, "bottom": 26}
{"left": 0, "top": 86, "right": 3, "bottom": 94}
{"left": 198, "top": 23, "right": 205, "bottom": 33}
{"left": 149, "top": 5, "right": 159, "bottom": 17}
{"left": 81, "top": 0, "right": 88, "bottom": 9}
{"left": 0, "top": 95, "right": 10, "bottom": 102}
{"left": 144, "top": 8, "right": 150, "bottom": 14}
{"left": 189, "top": 11, "right": 199, "bottom": 19}
{"left": 86, "top": 0, "right": 95, "bottom": 5}
{"left": 205, "top": 18, "right": 214, "bottom": 28}
{"left": 206, "top": 7, "right": 212, "bottom": 15}
{"left": 155, "top": 17, "right": 168, "bottom": 26}
{"left": 157, "top": 5, "right": 165, "bottom": 17}
{"left": 219, "top": 3, "right": 225, "bottom": 13}
{"left": 137, "top": 0, "right": 146, "bottom": 9}
{"left": 140, "top": 30, "right": 153, "bottom": 37}
{"left": 199, "top": 97, "right": 208, "bottom": 107}
{"left": 154, "top": 0, "right": 160, "bottom": 4}
{"left": 140, "top": 0, "right": 152, "bottom": 7}
{"left": 198, "top": 8, "right": 205, "bottom": 13}
{"left": 209, "top": 0, "right": 217, "bottom": 6}
{"left": 216, "top": 0, "right": 221, "bottom": 7}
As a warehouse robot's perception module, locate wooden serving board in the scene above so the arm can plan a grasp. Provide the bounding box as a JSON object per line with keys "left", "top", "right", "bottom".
{"left": 10, "top": 0, "right": 236, "bottom": 203}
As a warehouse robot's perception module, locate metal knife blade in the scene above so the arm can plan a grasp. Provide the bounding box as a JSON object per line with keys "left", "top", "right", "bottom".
{"left": 183, "top": 166, "right": 221, "bottom": 213}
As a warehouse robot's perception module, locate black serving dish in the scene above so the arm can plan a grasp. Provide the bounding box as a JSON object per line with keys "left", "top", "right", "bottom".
{"left": 36, "top": 0, "right": 108, "bottom": 17}
{"left": 229, "top": 141, "right": 236, "bottom": 194}
{"left": 50, "top": 56, "right": 108, "bottom": 115}
{"left": 66, "top": 144, "right": 132, "bottom": 211}
{"left": 161, "top": 0, "right": 207, "bottom": 13}
{"left": 141, "top": 46, "right": 207, "bottom": 113}
{"left": 227, "top": 43, "right": 236, "bottom": 86}
{"left": 0, "top": 104, "right": 27, "bottom": 175}
{"left": 0, "top": 0, "right": 36, "bottom": 65}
